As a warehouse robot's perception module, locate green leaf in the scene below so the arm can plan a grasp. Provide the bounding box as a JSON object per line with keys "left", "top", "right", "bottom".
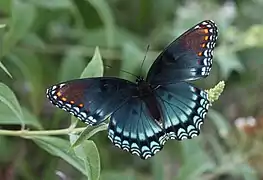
{"left": 71, "top": 123, "right": 108, "bottom": 148}
{"left": 176, "top": 140, "right": 215, "bottom": 180}
{"left": 59, "top": 47, "right": 86, "bottom": 81}
{"left": 206, "top": 136, "right": 226, "bottom": 164}
{"left": 0, "top": 0, "right": 11, "bottom": 14}
{"left": 69, "top": 134, "right": 100, "bottom": 180}
{"left": 150, "top": 154, "right": 165, "bottom": 180}
{"left": 32, "top": 136, "right": 89, "bottom": 177}
{"left": 72, "top": 0, "right": 103, "bottom": 28}
{"left": 238, "top": 164, "right": 258, "bottom": 180}
{"left": 8, "top": 51, "right": 44, "bottom": 113}
{"left": 0, "top": 103, "right": 42, "bottom": 129}
{"left": 82, "top": 27, "right": 144, "bottom": 49}
{"left": 215, "top": 46, "right": 245, "bottom": 79}
{"left": 0, "top": 83, "right": 24, "bottom": 127}
{"left": 0, "top": 136, "right": 16, "bottom": 163}
{"left": 0, "top": 24, "right": 6, "bottom": 29}
{"left": 86, "top": 0, "right": 115, "bottom": 47}
{"left": 0, "top": 62, "right": 12, "bottom": 78}
{"left": 100, "top": 171, "right": 136, "bottom": 180}
{"left": 3, "top": 0, "right": 36, "bottom": 56}
{"left": 121, "top": 42, "right": 144, "bottom": 81}
{"left": 0, "top": 24, "right": 12, "bottom": 78}
{"left": 26, "top": 0, "right": 72, "bottom": 9}
{"left": 80, "top": 46, "right": 104, "bottom": 78}
{"left": 207, "top": 109, "right": 231, "bottom": 138}
{"left": 21, "top": 33, "right": 46, "bottom": 50}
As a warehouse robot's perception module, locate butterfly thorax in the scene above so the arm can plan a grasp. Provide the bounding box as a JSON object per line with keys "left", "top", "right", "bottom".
{"left": 136, "top": 77, "right": 153, "bottom": 96}
{"left": 136, "top": 76, "right": 163, "bottom": 127}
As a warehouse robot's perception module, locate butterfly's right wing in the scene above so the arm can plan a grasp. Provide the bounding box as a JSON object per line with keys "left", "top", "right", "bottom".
{"left": 154, "top": 82, "right": 210, "bottom": 140}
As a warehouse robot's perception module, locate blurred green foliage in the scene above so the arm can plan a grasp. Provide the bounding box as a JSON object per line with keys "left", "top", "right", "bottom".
{"left": 0, "top": 0, "right": 263, "bottom": 179}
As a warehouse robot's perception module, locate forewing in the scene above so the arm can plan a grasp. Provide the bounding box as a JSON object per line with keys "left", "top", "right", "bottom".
{"left": 46, "top": 77, "right": 136, "bottom": 125}
{"left": 146, "top": 20, "right": 218, "bottom": 85}
{"left": 154, "top": 82, "right": 210, "bottom": 140}
{"left": 108, "top": 97, "right": 168, "bottom": 159}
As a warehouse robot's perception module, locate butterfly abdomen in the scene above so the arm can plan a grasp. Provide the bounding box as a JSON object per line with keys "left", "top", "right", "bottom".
{"left": 137, "top": 80, "right": 164, "bottom": 127}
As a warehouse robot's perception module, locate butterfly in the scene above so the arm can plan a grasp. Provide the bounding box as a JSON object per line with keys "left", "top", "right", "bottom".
{"left": 46, "top": 20, "right": 218, "bottom": 159}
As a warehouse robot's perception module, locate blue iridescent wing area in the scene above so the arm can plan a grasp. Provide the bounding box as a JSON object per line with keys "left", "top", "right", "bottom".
{"left": 46, "top": 77, "right": 136, "bottom": 125}
{"left": 108, "top": 96, "right": 168, "bottom": 159}
{"left": 146, "top": 20, "right": 218, "bottom": 85}
{"left": 154, "top": 82, "right": 210, "bottom": 140}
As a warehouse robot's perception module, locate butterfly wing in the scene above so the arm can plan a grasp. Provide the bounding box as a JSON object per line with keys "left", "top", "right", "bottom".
{"left": 146, "top": 20, "right": 218, "bottom": 85}
{"left": 108, "top": 95, "right": 168, "bottom": 159}
{"left": 47, "top": 77, "right": 168, "bottom": 159}
{"left": 154, "top": 82, "right": 209, "bottom": 140}
{"left": 46, "top": 77, "right": 137, "bottom": 125}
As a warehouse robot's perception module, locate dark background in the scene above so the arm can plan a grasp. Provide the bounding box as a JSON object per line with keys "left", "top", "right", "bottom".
{"left": 0, "top": 0, "right": 263, "bottom": 179}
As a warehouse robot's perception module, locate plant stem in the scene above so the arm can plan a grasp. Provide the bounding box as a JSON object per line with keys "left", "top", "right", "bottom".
{"left": 0, "top": 127, "right": 86, "bottom": 137}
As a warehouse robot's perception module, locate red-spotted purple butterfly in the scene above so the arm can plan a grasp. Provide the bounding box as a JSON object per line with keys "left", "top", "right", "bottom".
{"left": 46, "top": 20, "right": 218, "bottom": 159}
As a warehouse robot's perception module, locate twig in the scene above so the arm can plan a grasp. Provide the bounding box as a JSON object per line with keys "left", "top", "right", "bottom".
{"left": 0, "top": 127, "right": 86, "bottom": 137}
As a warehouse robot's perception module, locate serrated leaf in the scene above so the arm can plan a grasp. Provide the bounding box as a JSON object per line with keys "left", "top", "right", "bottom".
{"left": 69, "top": 134, "right": 100, "bottom": 180}
{"left": 0, "top": 83, "right": 24, "bottom": 127}
{"left": 80, "top": 46, "right": 104, "bottom": 78}
{"left": 207, "top": 109, "right": 231, "bottom": 138}
{"left": 71, "top": 123, "right": 108, "bottom": 148}
{"left": 3, "top": 0, "right": 36, "bottom": 57}
{"left": 0, "top": 103, "right": 42, "bottom": 129}
{"left": 32, "top": 136, "right": 89, "bottom": 177}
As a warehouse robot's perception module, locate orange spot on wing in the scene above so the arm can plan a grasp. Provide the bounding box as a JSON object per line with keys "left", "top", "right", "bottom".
{"left": 204, "top": 29, "right": 209, "bottom": 34}
{"left": 70, "top": 100, "right": 75, "bottom": 104}
{"left": 57, "top": 92, "right": 62, "bottom": 97}
{"left": 198, "top": 52, "right": 202, "bottom": 56}
{"left": 61, "top": 97, "right": 67, "bottom": 101}
{"left": 204, "top": 36, "right": 209, "bottom": 41}
{"left": 201, "top": 43, "right": 206, "bottom": 48}
{"left": 79, "top": 103, "right": 84, "bottom": 108}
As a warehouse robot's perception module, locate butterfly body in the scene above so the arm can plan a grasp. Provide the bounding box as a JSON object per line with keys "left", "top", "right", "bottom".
{"left": 46, "top": 20, "right": 218, "bottom": 159}
{"left": 135, "top": 77, "right": 164, "bottom": 127}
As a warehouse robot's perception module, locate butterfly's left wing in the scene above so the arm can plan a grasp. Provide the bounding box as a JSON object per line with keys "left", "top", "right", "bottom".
{"left": 46, "top": 77, "right": 137, "bottom": 126}
{"left": 154, "top": 82, "right": 210, "bottom": 140}
{"left": 146, "top": 20, "right": 218, "bottom": 85}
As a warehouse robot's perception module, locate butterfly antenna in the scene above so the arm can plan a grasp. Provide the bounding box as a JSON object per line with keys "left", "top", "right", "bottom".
{"left": 139, "top": 44, "right": 150, "bottom": 76}
{"left": 104, "top": 64, "right": 138, "bottom": 78}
